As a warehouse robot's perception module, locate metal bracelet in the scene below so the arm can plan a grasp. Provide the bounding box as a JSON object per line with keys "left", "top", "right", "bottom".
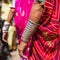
{"left": 21, "top": 19, "right": 40, "bottom": 43}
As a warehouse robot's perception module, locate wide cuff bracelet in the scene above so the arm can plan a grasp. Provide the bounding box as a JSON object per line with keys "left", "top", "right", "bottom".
{"left": 21, "top": 19, "right": 40, "bottom": 43}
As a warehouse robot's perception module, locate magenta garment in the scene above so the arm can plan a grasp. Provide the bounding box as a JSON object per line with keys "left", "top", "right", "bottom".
{"left": 14, "top": 0, "right": 34, "bottom": 42}
{"left": 14, "top": 0, "right": 34, "bottom": 59}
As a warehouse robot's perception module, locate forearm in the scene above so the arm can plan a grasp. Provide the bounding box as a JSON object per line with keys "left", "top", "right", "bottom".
{"left": 2, "top": 8, "right": 15, "bottom": 33}
{"left": 21, "top": 1, "right": 44, "bottom": 43}
{"left": 18, "top": 0, "right": 45, "bottom": 58}
{"left": 7, "top": 0, "right": 15, "bottom": 23}
{"left": 7, "top": 8, "right": 15, "bottom": 23}
{"left": 2, "top": 0, "right": 15, "bottom": 43}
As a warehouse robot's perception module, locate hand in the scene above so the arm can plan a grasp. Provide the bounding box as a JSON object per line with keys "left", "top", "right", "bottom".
{"left": 29, "top": 1, "right": 44, "bottom": 23}
{"left": 2, "top": 32, "right": 8, "bottom": 43}
{"left": 18, "top": 41, "right": 28, "bottom": 58}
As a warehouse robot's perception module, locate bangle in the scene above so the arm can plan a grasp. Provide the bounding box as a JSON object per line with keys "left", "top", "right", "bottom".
{"left": 21, "top": 19, "right": 40, "bottom": 43}
{"left": 2, "top": 21, "right": 10, "bottom": 33}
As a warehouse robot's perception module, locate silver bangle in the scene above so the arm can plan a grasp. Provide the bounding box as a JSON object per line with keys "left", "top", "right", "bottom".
{"left": 21, "top": 19, "right": 40, "bottom": 43}
{"left": 2, "top": 21, "right": 10, "bottom": 33}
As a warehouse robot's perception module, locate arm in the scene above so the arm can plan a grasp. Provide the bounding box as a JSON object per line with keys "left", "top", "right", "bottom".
{"left": 19, "top": 0, "right": 54, "bottom": 58}
{"left": 2, "top": 0, "right": 15, "bottom": 43}
{"left": 2, "top": 8, "right": 15, "bottom": 43}
{"left": 18, "top": 1, "right": 44, "bottom": 58}
{"left": 7, "top": 0, "right": 15, "bottom": 23}
{"left": 7, "top": 8, "right": 15, "bottom": 23}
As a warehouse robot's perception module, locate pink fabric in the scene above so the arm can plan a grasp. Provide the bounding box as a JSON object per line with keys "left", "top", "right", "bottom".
{"left": 14, "top": 0, "right": 34, "bottom": 59}
{"left": 14, "top": 0, "right": 34, "bottom": 42}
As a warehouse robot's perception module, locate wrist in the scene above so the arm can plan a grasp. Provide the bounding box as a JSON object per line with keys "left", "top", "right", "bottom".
{"left": 21, "top": 19, "right": 40, "bottom": 43}
{"left": 18, "top": 41, "right": 27, "bottom": 51}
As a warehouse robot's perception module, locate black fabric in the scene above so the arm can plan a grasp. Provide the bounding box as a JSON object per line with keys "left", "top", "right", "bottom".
{"left": 0, "top": 20, "right": 4, "bottom": 40}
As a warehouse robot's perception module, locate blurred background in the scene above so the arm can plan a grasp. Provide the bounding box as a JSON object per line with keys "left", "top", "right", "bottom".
{"left": 0, "top": 0, "right": 12, "bottom": 20}
{"left": 0, "top": 0, "right": 20, "bottom": 60}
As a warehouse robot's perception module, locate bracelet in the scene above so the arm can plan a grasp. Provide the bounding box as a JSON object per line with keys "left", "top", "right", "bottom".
{"left": 21, "top": 19, "right": 40, "bottom": 43}
{"left": 2, "top": 21, "right": 10, "bottom": 33}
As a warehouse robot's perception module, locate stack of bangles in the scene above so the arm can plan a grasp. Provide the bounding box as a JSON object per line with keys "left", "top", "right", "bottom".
{"left": 21, "top": 19, "right": 40, "bottom": 43}
{"left": 2, "top": 21, "right": 10, "bottom": 33}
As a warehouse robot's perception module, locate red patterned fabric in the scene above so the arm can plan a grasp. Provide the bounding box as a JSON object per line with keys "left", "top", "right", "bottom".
{"left": 29, "top": 0, "right": 60, "bottom": 60}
